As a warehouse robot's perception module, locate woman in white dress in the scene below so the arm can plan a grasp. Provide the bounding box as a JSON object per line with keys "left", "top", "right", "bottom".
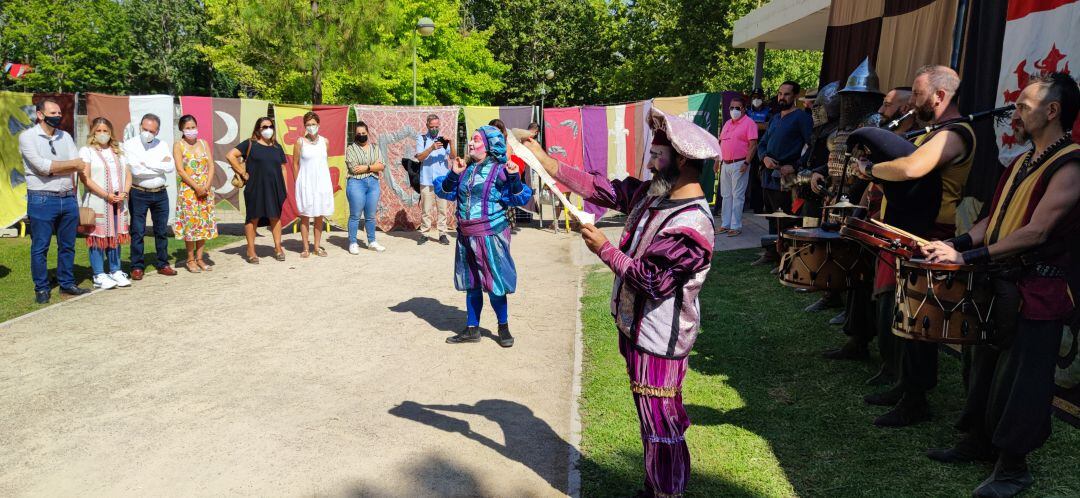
{"left": 292, "top": 111, "right": 334, "bottom": 257}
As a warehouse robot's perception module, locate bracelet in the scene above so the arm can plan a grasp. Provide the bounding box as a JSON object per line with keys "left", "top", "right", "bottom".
{"left": 961, "top": 246, "right": 990, "bottom": 265}
{"left": 947, "top": 233, "right": 974, "bottom": 252}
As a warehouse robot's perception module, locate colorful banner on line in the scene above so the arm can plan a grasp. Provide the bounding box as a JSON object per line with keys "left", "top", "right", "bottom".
{"left": 178, "top": 97, "right": 270, "bottom": 210}
{"left": 1, "top": 91, "right": 77, "bottom": 229}
{"left": 273, "top": 104, "right": 349, "bottom": 228}
{"left": 352, "top": 105, "right": 461, "bottom": 232}
{"left": 650, "top": 93, "right": 723, "bottom": 202}
{"left": 994, "top": 0, "right": 1080, "bottom": 166}
{"left": 86, "top": 93, "right": 177, "bottom": 221}
{"left": 463, "top": 106, "right": 534, "bottom": 138}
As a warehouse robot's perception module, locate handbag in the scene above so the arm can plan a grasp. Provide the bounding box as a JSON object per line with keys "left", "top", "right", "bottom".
{"left": 231, "top": 140, "right": 253, "bottom": 188}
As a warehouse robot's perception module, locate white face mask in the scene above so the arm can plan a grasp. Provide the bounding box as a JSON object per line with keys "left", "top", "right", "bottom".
{"left": 730, "top": 110, "right": 743, "bottom": 120}
{"left": 140, "top": 130, "right": 156, "bottom": 143}
{"left": 752, "top": 99, "right": 763, "bottom": 108}
{"left": 95, "top": 133, "right": 111, "bottom": 145}
{"left": 260, "top": 127, "right": 274, "bottom": 140}
{"left": 183, "top": 129, "right": 198, "bottom": 139}
{"left": 306, "top": 125, "right": 319, "bottom": 136}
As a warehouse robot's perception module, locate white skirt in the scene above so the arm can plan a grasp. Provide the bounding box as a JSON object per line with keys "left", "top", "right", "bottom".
{"left": 295, "top": 160, "right": 335, "bottom": 218}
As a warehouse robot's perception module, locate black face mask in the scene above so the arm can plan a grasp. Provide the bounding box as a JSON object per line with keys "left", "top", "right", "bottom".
{"left": 43, "top": 115, "right": 63, "bottom": 129}
{"left": 356, "top": 134, "right": 368, "bottom": 144}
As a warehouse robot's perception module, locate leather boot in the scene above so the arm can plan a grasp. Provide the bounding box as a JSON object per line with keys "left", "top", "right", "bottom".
{"left": 864, "top": 385, "right": 904, "bottom": 406}
{"left": 972, "top": 452, "right": 1033, "bottom": 498}
{"left": 497, "top": 323, "right": 514, "bottom": 348}
{"left": 446, "top": 326, "right": 481, "bottom": 344}
{"left": 874, "top": 391, "right": 932, "bottom": 427}
{"left": 821, "top": 337, "right": 869, "bottom": 360}
{"left": 926, "top": 435, "right": 996, "bottom": 464}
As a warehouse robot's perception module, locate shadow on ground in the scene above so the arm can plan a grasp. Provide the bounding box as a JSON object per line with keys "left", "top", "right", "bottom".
{"left": 389, "top": 399, "right": 572, "bottom": 495}
{"left": 388, "top": 297, "right": 467, "bottom": 334}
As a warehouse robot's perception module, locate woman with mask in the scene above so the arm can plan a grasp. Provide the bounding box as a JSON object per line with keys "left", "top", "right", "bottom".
{"left": 173, "top": 115, "right": 218, "bottom": 273}
{"left": 343, "top": 121, "right": 385, "bottom": 254}
{"left": 292, "top": 111, "right": 334, "bottom": 258}
{"left": 435, "top": 125, "right": 533, "bottom": 348}
{"left": 226, "top": 117, "right": 289, "bottom": 264}
{"left": 79, "top": 117, "right": 132, "bottom": 289}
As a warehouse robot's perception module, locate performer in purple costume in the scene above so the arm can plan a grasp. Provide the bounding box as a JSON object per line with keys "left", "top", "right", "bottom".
{"left": 437, "top": 125, "right": 533, "bottom": 347}
{"left": 523, "top": 109, "right": 718, "bottom": 497}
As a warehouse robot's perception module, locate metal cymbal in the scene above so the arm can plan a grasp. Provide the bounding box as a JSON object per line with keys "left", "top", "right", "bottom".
{"left": 825, "top": 199, "right": 867, "bottom": 210}
{"left": 756, "top": 210, "right": 800, "bottom": 219}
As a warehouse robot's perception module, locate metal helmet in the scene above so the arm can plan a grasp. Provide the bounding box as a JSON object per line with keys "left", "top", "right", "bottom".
{"left": 839, "top": 57, "right": 883, "bottom": 96}
{"left": 839, "top": 91, "right": 884, "bottom": 130}
{"left": 812, "top": 81, "right": 841, "bottom": 127}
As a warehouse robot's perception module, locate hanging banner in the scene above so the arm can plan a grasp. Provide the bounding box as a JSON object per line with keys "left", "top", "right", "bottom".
{"left": 271, "top": 104, "right": 349, "bottom": 228}
{"left": 580, "top": 106, "right": 610, "bottom": 218}
{"left": 648, "top": 94, "right": 722, "bottom": 202}
{"left": 542, "top": 106, "right": 586, "bottom": 194}
{"left": 995, "top": 0, "right": 1080, "bottom": 166}
{"left": 352, "top": 105, "right": 461, "bottom": 232}
{"left": 463, "top": 106, "right": 534, "bottom": 137}
{"left": 179, "top": 96, "right": 270, "bottom": 210}
{"left": 1, "top": 92, "right": 77, "bottom": 229}
{"left": 86, "top": 93, "right": 177, "bottom": 222}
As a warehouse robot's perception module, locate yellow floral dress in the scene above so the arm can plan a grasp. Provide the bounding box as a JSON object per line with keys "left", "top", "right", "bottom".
{"left": 174, "top": 141, "right": 218, "bottom": 241}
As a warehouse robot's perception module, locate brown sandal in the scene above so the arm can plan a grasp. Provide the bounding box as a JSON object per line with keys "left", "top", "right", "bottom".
{"left": 185, "top": 260, "right": 202, "bottom": 273}
{"left": 197, "top": 260, "right": 213, "bottom": 271}
{"left": 300, "top": 251, "right": 310, "bottom": 258}
{"left": 315, "top": 247, "right": 327, "bottom": 257}
{"left": 246, "top": 255, "right": 260, "bottom": 265}
{"left": 274, "top": 252, "right": 286, "bottom": 262}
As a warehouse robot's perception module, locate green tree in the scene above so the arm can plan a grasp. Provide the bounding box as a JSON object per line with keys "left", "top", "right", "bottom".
{"left": 481, "top": 0, "right": 615, "bottom": 107}
{"left": 200, "top": 0, "right": 396, "bottom": 103}
{"left": 121, "top": 0, "right": 232, "bottom": 96}
{"left": 0, "top": 0, "right": 134, "bottom": 93}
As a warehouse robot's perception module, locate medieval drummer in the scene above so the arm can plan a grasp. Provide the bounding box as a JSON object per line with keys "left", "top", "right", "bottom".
{"left": 806, "top": 59, "right": 885, "bottom": 363}
{"left": 852, "top": 64, "right": 976, "bottom": 428}
{"left": 522, "top": 109, "right": 716, "bottom": 498}
{"left": 921, "top": 73, "right": 1079, "bottom": 498}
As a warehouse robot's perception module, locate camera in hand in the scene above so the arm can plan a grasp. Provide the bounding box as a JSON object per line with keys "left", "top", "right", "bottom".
{"left": 435, "top": 136, "right": 450, "bottom": 147}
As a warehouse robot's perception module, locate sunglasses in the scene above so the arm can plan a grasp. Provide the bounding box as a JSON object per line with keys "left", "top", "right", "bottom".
{"left": 259, "top": 125, "right": 274, "bottom": 130}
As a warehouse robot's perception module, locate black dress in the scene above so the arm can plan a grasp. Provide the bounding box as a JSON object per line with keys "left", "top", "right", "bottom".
{"left": 237, "top": 139, "right": 288, "bottom": 226}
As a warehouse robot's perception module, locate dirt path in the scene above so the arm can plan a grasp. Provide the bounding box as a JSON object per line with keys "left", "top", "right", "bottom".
{"left": 0, "top": 228, "right": 582, "bottom": 497}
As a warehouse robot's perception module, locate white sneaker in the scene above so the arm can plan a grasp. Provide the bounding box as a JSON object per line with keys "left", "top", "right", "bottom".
{"left": 368, "top": 241, "right": 386, "bottom": 252}
{"left": 110, "top": 271, "right": 131, "bottom": 287}
{"left": 348, "top": 243, "right": 361, "bottom": 255}
{"left": 93, "top": 273, "right": 117, "bottom": 290}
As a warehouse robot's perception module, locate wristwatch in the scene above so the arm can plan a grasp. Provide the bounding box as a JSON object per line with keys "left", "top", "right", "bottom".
{"left": 864, "top": 161, "right": 876, "bottom": 180}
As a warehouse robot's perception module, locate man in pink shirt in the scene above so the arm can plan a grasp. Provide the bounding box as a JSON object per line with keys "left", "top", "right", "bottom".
{"left": 715, "top": 96, "right": 759, "bottom": 236}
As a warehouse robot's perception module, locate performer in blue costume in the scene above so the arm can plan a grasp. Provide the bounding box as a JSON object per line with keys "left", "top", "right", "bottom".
{"left": 436, "top": 125, "right": 533, "bottom": 347}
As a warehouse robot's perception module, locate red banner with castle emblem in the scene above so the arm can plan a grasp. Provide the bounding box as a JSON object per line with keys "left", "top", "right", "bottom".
{"left": 273, "top": 104, "right": 349, "bottom": 227}
{"left": 995, "top": 0, "right": 1080, "bottom": 165}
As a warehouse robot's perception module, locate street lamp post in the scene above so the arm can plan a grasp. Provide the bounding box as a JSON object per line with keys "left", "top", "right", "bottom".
{"left": 413, "top": 17, "right": 436, "bottom": 106}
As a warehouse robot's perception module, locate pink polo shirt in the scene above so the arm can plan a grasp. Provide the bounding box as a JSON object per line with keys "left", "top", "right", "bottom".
{"left": 718, "top": 115, "right": 758, "bottom": 162}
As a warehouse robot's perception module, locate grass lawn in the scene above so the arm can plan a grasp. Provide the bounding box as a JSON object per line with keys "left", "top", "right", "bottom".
{"left": 0, "top": 233, "right": 242, "bottom": 324}
{"left": 578, "top": 248, "right": 1079, "bottom": 497}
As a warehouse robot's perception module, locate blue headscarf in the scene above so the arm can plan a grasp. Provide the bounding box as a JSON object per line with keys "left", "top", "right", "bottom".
{"left": 476, "top": 125, "right": 508, "bottom": 165}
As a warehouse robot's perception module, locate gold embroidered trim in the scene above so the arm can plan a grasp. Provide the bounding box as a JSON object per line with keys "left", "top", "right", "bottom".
{"left": 653, "top": 491, "right": 683, "bottom": 498}
{"left": 630, "top": 382, "right": 680, "bottom": 398}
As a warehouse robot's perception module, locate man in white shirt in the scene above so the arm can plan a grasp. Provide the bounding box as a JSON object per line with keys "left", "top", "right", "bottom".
{"left": 20, "top": 98, "right": 92, "bottom": 303}
{"left": 123, "top": 114, "right": 177, "bottom": 280}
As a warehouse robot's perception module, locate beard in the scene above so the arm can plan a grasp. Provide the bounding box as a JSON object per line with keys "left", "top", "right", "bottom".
{"left": 915, "top": 101, "right": 936, "bottom": 123}
{"left": 647, "top": 163, "right": 681, "bottom": 197}
{"left": 778, "top": 99, "right": 794, "bottom": 110}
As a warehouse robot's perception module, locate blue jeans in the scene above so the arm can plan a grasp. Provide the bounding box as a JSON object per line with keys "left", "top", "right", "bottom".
{"left": 89, "top": 246, "right": 121, "bottom": 275}
{"left": 27, "top": 192, "right": 78, "bottom": 292}
{"left": 347, "top": 176, "right": 380, "bottom": 244}
{"left": 129, "top": 188, "right": 171, "bottom": 270}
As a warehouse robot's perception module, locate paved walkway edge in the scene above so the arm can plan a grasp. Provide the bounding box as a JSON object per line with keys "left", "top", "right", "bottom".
{"left": 567, "top": 269, "right": 585, "bottom": 497}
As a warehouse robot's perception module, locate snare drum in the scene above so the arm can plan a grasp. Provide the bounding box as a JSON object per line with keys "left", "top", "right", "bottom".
{"left": 840, "top": 217, "right": 920, "bottom": 259}
{"left": 892, "top": 259, "right": 994, "bottom": 345}
{"left": 779, "top": 228, "right": 871, "bottom": 291}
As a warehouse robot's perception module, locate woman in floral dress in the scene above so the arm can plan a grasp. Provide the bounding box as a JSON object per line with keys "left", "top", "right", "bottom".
{"left": 173, "top": 114, "right": 218, "bottom": 273}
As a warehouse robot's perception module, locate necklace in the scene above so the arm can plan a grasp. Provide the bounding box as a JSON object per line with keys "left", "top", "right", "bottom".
{"left": 1016, "top": 133, "right": 1072, "bottom": 184}
{"left": 463, "top": 160, "right": 487, "bottom": 218}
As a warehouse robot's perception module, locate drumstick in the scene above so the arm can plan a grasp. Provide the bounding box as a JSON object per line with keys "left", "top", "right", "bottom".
{"left": 869, "top": 219, "right": 931, "bottom": 246}
{"left": 507, "top": 128, "right": 597, "bottom": 226}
